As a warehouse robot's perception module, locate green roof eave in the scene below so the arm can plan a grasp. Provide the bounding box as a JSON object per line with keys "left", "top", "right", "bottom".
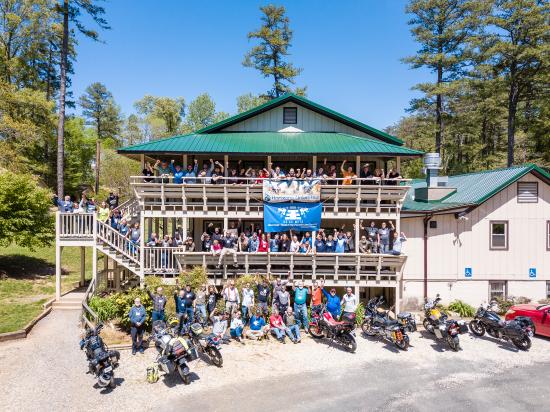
{"left": 117, "top": 132, "right": 423, "bottom": 157}
{"left": 194, "top": 93, "right": 404, "bottom": 146}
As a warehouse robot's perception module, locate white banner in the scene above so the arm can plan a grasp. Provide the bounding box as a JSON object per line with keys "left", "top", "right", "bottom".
{"left": 262, "top": 179, "right": 321, "bottom": 203}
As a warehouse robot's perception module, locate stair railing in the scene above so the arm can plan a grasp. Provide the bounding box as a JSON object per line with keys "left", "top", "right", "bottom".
{"left": 96, "top": 220, "right": 140, "bottom": 265}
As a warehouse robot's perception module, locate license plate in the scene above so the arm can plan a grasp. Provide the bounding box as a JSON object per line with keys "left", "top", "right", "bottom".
{"left": 103, "top": 366, "right": 112, "bottom": 373}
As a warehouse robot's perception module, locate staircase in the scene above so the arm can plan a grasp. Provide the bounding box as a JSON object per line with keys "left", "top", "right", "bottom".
{"left": 52, "top": 290, "right": 87, "bottom": 311}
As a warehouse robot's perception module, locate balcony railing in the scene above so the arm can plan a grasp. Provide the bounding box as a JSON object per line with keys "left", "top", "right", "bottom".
{"left": 172, "top": 251, "right": 406, "bottom": 285}
{"left": 57, "top": 212, "right": 95, "bottom": 240}
{"left": 130, "top": 176, "right": 411, "bottom": 216}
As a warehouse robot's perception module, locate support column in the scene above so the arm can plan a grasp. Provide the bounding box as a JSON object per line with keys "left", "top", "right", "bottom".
{"left": 171, "top": 218, "right": 177, "bottom": 236}
{"left": 140, "top": 212, "right": 145, "bottom": 287}
{"left": 183, "top": 154, "right": 188, "bottom": 168}
{"left": 224, "top": 155, "right": 229, "bottom": 177}
{"left": 395, "top": 280, "right": 401, "bottom": 315}
{"left": 223, "top": 217, "right": 228, "bottom": 232}
{"left": 267, "top": 155, "right": 272, "bottom": 173}
{"left": 140, "top": 154, "right": 145, "bottom": 170}
{"left": 396, "top": 156, "right": 401, "bottom": 173}
{"left": 154, "top": 217, "right": 159, "bottom": 236}
{"left": 355, "top": 218, "right": 360, "bottom": 252}
{"left": 355, "top": 155, "right": 361, "bottom": 177}
{"left": 114, "top": 261, "right": 120, "bottom": 291}
{"left": 80, "top": 246, "right": 86, "bottom": 286}
{"left": 312, "top": 155, "right": 317, "bottom": 173}
{"left": 163, "top": 217, "right": 168, "bottom": 237}
{"left": 354, "top": 285, "right": 360, "bottom": 301}
{"left": 55, "top": 245, "right": 62, "bottom": 301}
{"left": 182, "top": 217, "right": 188, "bottom": 238}
{"left": 147, "top": 217, "right": 152, "bottom": 238}
{"left": 92, "top": 245, "right": 98, "bottom": 292}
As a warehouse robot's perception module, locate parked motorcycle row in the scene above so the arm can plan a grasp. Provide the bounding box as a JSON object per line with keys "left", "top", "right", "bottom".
{"left": 79, "top": 295, "right": 536, "bottom": 389}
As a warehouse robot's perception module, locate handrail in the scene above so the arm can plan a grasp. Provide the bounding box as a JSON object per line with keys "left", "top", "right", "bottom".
{"left": 96, "top": 220, "right": 140, "bottom": 265}
{"left": 57, "top": 212, "right": 95, "bottom": 238}
{"left": 82, "top": 276, "right": 98, "bottom": 328}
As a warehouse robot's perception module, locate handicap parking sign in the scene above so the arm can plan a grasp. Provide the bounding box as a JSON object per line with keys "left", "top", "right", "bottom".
{"left": 465, "top": 267, "right": 472, "bottom": 278}
{"left": 529, "top": 268, "right": 536, "bottom": 279}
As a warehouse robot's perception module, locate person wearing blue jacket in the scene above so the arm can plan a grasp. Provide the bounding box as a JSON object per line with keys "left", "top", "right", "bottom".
{"left": 169, "top": 160, "right": 186, "bottom": 184}
{"left": 183, "top": 159, "right": 199, "bottom": 184}
{"left": 54, "top": 195, "right": 73, "bottom": 212}
{"left": 322, "top": 287, "right": 341, "bottom": 319}
{"left": 129, "top": 297, "right": 147, "bottom": 354}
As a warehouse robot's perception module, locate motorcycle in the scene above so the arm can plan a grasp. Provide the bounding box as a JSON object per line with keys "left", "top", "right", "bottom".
{"left": 423, "top": 295, "right": 467, "bottom": 351}
{"left": 469, "top": 301, "right": 533, "bottom": 351}
{"left": 151, "top": 320, "right": 198, "bottom": 384}
{"left": 187, "top": 322, "right": 224, "bottom": 367}
{"left": 309, "top": 305, "right": 357, "bottom": 353}
{"left": 361, "top": 297, "right": 410, "bottom": 350}
{"left": 79, "top": 323, "right": 120, "bottom": 389}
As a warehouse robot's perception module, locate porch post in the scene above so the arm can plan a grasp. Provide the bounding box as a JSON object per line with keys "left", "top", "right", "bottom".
{"left": 224, "top": 155, "right": 229, "bottom": 177}
{"left": 396, "top": 156, "right": 401, "bottom": 172}
{"left": 355, "top": 155, "right": 361, "bottom": 177}
{"left": 92, "top": 244, "right": 98, "bottom": 292}
{"left": 140, "top": 212, "right": 145, "bottom": 287}
{"left": 55, "top": 245, "right": 62, "bottom": 301}
{"left": 355, "top": 218, "right": 360, "bottom": 252}
{"left": 80, "top": 246, "right": 86, "bottom": 286}
{"left": 183, "top": 154, "right": 187, "bottom": 168}
{"left": 267, "top": 155, "right": 272, "bottom": 173}
{"left": 140, "top": 154, "right": 145, "bottom": 170}
{"left": 312, "top": 155, "right": 317, "bottom": 172}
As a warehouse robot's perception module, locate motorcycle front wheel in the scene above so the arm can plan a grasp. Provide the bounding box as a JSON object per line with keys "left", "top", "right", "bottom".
{"left": 177, "top": 365, "right": 191, "bottom": 385}
{"left": 447, "top": 335, "right": 460, "bottom": 351}
{"left": 395, "top": 334, "right": 410, "bottom": 351}
{"left": 469, "top": 320, "right": 486, "bottom": 336}
{"left": 207, "top": 346, "right": 223, "bottom": 367}
{"left": 309, "top": 323, "right": 325, "bottom": 339}
{"left": 361, "top": 319, "right": 376, "bottom": 337}
{"left": 423, "top": 318, "right": 435, "bottom": 334}
{"left": 340, "top": 332, "right": 357, "bottom": 353}
{"left": 512, "top": 336, "right": 531, "bottom": 351}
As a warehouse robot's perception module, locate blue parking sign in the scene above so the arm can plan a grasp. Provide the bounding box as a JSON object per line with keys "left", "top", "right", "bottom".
{"left": 465, "top": 267, "right": 472, "bottom": 278}
{"left": 529, "top": 268, "right": 536, "bottom": 278}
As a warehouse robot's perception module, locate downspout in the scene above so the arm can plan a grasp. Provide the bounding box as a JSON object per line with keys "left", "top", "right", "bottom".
{"left": 423, "top": 214, "right": 433, "bottom": 301}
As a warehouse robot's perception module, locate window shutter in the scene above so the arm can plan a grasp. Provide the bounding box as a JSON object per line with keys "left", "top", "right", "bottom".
{"left": 517, "top": 182, "right": 538, "bottom": 203}
{"left": 283, "top": 107, "right": 297, "bottom": 124}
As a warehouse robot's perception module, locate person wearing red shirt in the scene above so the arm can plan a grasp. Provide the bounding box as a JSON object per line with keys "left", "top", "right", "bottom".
{"left": 269, "top": 309, "right": 291, "bottom": 343}
{"left": 311, "top": 279, "right": 324, "bottom": 315}
{"left": 257, "top": 233, "right": 269, "bottom": 252}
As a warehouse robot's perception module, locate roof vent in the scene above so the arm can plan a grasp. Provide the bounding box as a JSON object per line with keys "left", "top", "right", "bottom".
{"left": 423, "top": 152, "right": 441, "bottom": 188}
{"left": 415, "top": 152, "right": 456, "bottom": 202}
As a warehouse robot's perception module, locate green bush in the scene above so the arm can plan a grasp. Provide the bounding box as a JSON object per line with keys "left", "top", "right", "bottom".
{"left": 354, "top": 301, "right": 365, "bottom": 326}
{"left": 448, "top": 300, "right": 476, "bottom": 318}
{"left": 538, "top": 298, "right": 550, "bottom": 305}
{"left": 178, "top": 266, "right": 207, "bottom": 290}
{"left": 89, "top": 295, "right": 118, "bottom": 321}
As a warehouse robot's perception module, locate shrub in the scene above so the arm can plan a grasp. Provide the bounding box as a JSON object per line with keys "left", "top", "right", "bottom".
{"left": 448, "top": 300, "right": 476, "bottom": 318}
{"left": 354, "top": 302, "right": 365, "bottom": 326}
{"left": 494, "top": 297, "right": 514, "bottom": 315}
{"left": 178, "top": 266, "right": 207, "bottom": 290}
{"left": 514, "top": 296, "right": 531, "bottom": 304}
{"left": 89, "top": 295, "right": 118, "bottom": 321}
{"left": 538, "top": 298, "right": 550, "bottom": 305}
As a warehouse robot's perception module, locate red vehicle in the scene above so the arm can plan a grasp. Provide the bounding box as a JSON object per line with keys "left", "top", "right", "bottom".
{"left": 505, "top": 303, "right": 550, "bottom": 337}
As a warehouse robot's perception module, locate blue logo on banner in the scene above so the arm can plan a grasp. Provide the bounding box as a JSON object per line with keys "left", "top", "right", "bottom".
{"left": 529, "top": 268, "right": 536, "bottom": 278}
{"left": 465, "top": 267, "right": 472, "bottom": 278}
{"left": 264, "top": 202, "right": 322, "bottom": 232}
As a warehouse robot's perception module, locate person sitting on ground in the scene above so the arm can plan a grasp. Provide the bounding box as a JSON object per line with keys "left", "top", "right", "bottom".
{"left": 247, "top": 309, "right": 269, "bottom": 340}
{"left": 129, "top": 297, "right": 146, "bottom": 355}
{"left": 269, "top": 308, "right": 291, "bottom": 343}
{"left": 284, "top": 306, "right": 301, "bottom": 343}
{"left": 230, "top": 311, "right": 245, "bottom": 343}
{"left": 390, "top": 231, "right": 407, "bottom": 255}
{"left": 210, "top": 309, "right": 229, "bottom": 341}
{"left": 322, "top": 287, "right": 341, "bottom": 320}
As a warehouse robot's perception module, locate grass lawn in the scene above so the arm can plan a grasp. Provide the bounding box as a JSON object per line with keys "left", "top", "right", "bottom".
{"left": 0, "top": 244, "right": 98, "bottom": 334}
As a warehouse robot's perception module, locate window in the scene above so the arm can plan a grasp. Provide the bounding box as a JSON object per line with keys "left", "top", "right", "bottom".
{"left": 490, "top": 221, "right": 508, "bottom": 250}
{"left": 429, "top": 220, "right": 438, "bottom": 229}
{"left": 547, "top": 281, "right": 550, "bottom": 299}
{"left": 283, "top": 107, "right": 297, "bottom": 124}
{"left": 547, "top": 221, "right": 550, "bottom": 251}
{"left": 517, "top": 182, "right": 538, "bottom": 203}
{"left": 489, "top": 281, "right": 507, "bottom": 301}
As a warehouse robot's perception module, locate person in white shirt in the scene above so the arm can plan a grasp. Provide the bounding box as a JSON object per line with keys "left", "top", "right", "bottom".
{"left": 341, "top": 287, "right": 357, "bottom": 316}
{"left": 289, "top": 235, "right": 300, "bottom": 253}
{"left": 230, "top": 311, "right": 245, "bottom": 343}
{"left": 241, "top": 283, "right": 255, "bottom": 325}
{"left": 223, "top": 280, "right": 240, "bottom": 317}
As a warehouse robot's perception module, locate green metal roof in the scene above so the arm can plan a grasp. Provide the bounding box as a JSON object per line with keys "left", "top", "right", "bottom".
{"left": 118, "top": 132, "right": 423, "bottom": 156}
{"left": 195, "top": 93, "right": 404, "bottom": 146}
{"left": 402, "top": 164, "right": 550, "bottom": 213}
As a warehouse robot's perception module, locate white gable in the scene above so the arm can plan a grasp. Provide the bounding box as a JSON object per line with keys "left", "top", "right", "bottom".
{"left": 220, "top": 103, "right": 375, "bottom": 138}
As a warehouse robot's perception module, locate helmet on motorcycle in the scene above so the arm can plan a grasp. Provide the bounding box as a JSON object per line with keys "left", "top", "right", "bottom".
{"left": 168, "top": 317, "right": 179, "bottom": 328}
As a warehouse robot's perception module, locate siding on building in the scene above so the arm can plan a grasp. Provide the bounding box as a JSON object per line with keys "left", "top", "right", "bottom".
{"left": 401, "top": 173, "right": 550, "bottom": 307}
{"left": 221, "top": 103, "right": 374, "bottom": 138}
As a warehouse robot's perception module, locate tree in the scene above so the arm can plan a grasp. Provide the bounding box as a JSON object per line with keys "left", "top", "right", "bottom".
{"left": 134, "top": 95, "right": 185, "bottom": 138}
{"left": 63, "top": 116, "right": 95, "bottom": 194}
{"left": 56, "top": 0, "right": 109, "bottom": 198}
{"left": 0, "top": 171, "right": 55, "bottom": 250}
{"left": 122, "top": 114, "right": 144, "bottom": 145}
{"left": 236, "top": 93, "right": 269, "bottom": 113}
{"left": 183, "top": 93, "right": 229, "bottom": 132}
{"left": 404, "top": 0, "right": 481, "bottom": 154}
{"left": 477, "top": 0, "right": 549, "bottom": 166}
{"left": 243, "top": 4, "right": 304, "bottom": 98}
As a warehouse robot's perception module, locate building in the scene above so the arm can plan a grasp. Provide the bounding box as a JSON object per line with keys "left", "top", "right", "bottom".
{"left": 54, "top": 93, "right": 550, "bottom": 314}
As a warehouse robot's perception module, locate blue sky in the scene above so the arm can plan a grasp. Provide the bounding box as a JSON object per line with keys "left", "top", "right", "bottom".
{"left": 71, "top": 0, "right": 431, "bottom": 130}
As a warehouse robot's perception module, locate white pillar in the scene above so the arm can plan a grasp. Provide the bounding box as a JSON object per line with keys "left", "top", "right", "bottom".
{"left": 267, "top": 155, "right": 272, "bottom": 173}
{"left": 92, "top": 244, "right": 98, "bottom": 292}
{"left": 355, "top": 218, "right": 360, "bottom": 252}
{"left": 140, "top": 154, "right": 145, "bottom": 170}
{"left": 55, "top": 245, "right": 62, "bottom": 301}
{"left": 140, "top": 212, "right": 145, "bottom": 287}
{"left": 183, "top": 154, "right": 188, "bottom": 168}
{"left": 396, "top": 156, "right": 401, "bottom": 173}
{"left": 355, "top": 155, "right": 361, "bottom": 177}
{"left": 224, "top": 155, "right": 229, "bottom": 177}
{"left": 80, "top": 246, "right": 86, "bottom": 286}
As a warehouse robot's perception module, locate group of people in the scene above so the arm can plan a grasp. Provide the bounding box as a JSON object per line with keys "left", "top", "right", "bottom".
{"left": 54, "top": 191, "right": 120, "bottom": 214}
{"left": 142, "top": 158, "right": 402, "bottom": 186}
{"left": 127, "top": 273, "right": 359, "bottom": 352}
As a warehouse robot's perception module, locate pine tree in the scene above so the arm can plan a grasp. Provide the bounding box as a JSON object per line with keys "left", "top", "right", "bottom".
{"left": 236, "top": 93, "right": 269, "bottom": 113}
{"left": 55, "top": 0, "right": 109, "bottom": 197}
{"left": 134, "top": 95, "right": 185, "bottom": 138}
{"left": 243, "top": 4, "right": 304, "bottom": 98}
{"left": 404, "top": 0, "right": 480, "bottom": 154}
{"left": 183, "top": 93, "right": 229, "bottom": 132}
{"left": 477, "top": 0, "right": 549, "bottom": 166}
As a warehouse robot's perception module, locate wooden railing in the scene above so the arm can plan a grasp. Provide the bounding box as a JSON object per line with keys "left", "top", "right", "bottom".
{"left": 130, "top": 176, "right": 411, "bottom": 215}
{"left": 82, "top": 277, "right": 98, "bottom": 329}
{"left": 96, "top": 220, "right": 140, "bottom": 264}
{"left": 143, "top": 246, "right": 183, "bottom": 274}
{"left": 57, "top": 212, "right": 95, "bottom": 239}
{"left": 173, "top": 251, "right": 406, "bottom": 285}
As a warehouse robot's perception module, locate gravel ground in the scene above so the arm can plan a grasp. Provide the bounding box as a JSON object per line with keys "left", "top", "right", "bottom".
{"left": 1, "top": 309, "right": 549, "bottom": 411}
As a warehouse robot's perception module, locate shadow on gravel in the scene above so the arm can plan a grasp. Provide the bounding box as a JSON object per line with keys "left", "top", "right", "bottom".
{"left": 161, "top": 371, "right": 200, "bottom": 387}
{"left": 359, "top": 332, "right": 409, "bottom": 353}
{"left": 308, "top": 335, "right": 356, "bottom": 353}
{"left": 469, "top": 334, "right": 520, "bottom": 353}
{"left": 94, "top": 377, "right": 125, "bottom": 393}
{"left": 418, "top": 330, "right": 449, "bottom": 353}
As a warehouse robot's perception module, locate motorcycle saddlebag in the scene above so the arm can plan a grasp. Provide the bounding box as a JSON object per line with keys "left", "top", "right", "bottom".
{"left": 190, "top": 323, "right": 204, "bottom": 336}
{"left": 503, "top": 321, "right": 525, "bottom": 338}
{"left": 514, "top": 316, "right": 534, "bottom": 328}
{"left": 169, "top": 337, "right": 190, "bottom": 358}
